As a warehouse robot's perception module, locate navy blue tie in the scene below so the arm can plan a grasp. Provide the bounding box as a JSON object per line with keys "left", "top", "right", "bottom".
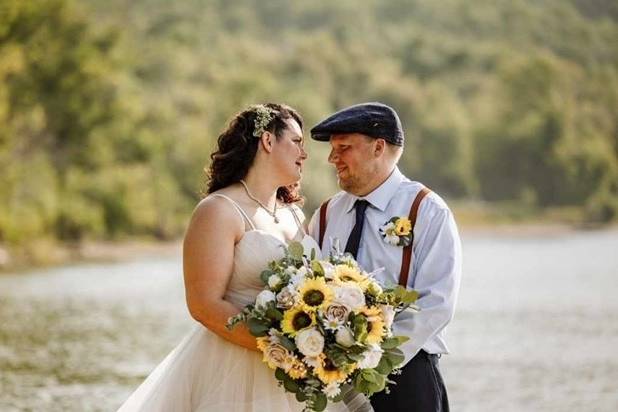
{"left": 344, "top": 200, "right": 369, "bottom": 258}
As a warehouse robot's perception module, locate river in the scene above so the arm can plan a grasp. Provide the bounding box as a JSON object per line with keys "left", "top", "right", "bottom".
{"left": 1, "top": 229, "right": 617, "bottom": 411}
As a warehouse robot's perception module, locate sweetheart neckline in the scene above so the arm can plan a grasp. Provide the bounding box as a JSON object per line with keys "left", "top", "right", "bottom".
{"left": 235, "top": 228, "right": 311, "bottom": 248}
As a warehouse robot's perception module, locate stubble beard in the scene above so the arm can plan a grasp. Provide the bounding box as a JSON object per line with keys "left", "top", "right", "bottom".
{"left": 337, "top": 174, "right": 365, "bottom": 195}
{"left": 337, "top": 163, "right": 381, "bottom": 196}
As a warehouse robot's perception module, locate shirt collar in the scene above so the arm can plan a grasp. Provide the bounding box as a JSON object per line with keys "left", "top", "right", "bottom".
{"left": 345, "top": 167, "right": 405, "bottom": 213}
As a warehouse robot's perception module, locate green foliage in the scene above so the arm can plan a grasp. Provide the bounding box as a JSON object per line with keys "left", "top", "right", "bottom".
{"left": 2, "top": 0, "right": 618, "bottom": 256}
{"left": 353, "top": 368, "right": 387, "bottom": 395}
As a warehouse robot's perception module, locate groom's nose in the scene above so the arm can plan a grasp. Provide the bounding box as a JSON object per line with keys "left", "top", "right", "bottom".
{"left": 328, "top": 149, "right": 337, "bottom": 163}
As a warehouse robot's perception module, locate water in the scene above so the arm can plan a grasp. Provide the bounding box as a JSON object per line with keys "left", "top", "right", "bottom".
{"left": 1, "top": 230, "right": 617, "bottom": 411}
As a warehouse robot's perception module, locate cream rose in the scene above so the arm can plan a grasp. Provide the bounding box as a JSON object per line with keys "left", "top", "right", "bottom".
{"left": 276, "top": 285, "right": 296, "bottom": 309}
{"left": 323, "top": 303, "right": 351, "bottom": 330}
{"left": 294, "top": 327, "right": 325, "bottom": 358}
{"left": 255, "top": 290, "right": 276, "bottom": 308}
{"left": 357, "top": 344, "right": 383, "bottom": 369}
{"left": 380, "top": 304, "right": 395, "bottom": 330}
{"left": 333, "top": 284, "right": 366, "bottom": 311}
{"left": 263, "top": 342, "right": 293, "bottom": 371}
{"left": 319, "top": 261, "right": 336, "bottom": 279}
{"left": 268, "top": 274, "right": 282, "bottom": 289}
{"left": 335, "top": 327, "right": 355, "bottom": 347}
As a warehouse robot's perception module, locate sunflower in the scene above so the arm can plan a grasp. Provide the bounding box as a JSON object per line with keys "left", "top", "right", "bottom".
{"left": 333, "top": 264, "right": 367, "bottom": 285}
{"left": 297, "top": 277, "right": 333, "bottom": 311}
{"left": 360, "top": 307, "right": 386, "bottom": 344}
{"left": 288, "top": 358, "right": 308, "bottom": 379}
{"left": 395, "top": 217, "right": 412, "bottom": 236}
{"left": 314, "top": 354, "right": 350, "bottom": 384}
{"left": 281, "top": 306, "right": 316, "bottom": 336}
{"left": 256, "top": 336, "right": 270, "bottom": 352}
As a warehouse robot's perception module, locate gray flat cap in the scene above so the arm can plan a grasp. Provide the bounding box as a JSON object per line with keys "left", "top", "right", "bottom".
{"left": 310, "top": 102, "right": 404, "bottom": 146}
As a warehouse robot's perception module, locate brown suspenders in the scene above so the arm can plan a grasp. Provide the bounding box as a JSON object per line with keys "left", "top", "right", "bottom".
{"left": 398, "top": 187, "right": 431, "bottom": 287}
{"left": 317, "top": 187, "right": 431, "bottom": 288}
{"left": 318, "top": 198, "right": 331, "bottom": 249}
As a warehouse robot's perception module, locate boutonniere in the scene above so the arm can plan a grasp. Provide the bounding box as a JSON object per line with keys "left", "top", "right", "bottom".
{"left": 379, "top": 216, "right": 412, "bottom": 246}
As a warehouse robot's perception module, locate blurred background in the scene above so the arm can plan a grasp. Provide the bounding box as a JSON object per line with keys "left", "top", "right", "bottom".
{"left": 0, "top": 0, "right": 617, "bottom": 410}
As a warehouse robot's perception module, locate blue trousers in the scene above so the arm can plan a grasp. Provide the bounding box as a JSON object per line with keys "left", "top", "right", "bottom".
{"left": 370, "top": 351, "right": 450, "bottom": 412}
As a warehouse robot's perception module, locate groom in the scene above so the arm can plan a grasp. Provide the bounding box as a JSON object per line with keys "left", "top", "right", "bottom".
{"left": 308, "top": 102, "right": 462, "bottom": 412}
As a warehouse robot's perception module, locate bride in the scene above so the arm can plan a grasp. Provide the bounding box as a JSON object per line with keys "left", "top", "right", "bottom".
{"left": 118, "top": 104, "right": 371, "bottom": 411}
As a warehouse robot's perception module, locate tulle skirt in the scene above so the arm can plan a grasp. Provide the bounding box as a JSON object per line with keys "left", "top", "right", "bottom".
{"left": 117, "top": 324, "right": 372, "bottom": 412}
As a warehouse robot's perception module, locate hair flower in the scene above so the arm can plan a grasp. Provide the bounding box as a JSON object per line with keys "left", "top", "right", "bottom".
{"left": 252, "top": 104, "right": 276, "bottom": 137}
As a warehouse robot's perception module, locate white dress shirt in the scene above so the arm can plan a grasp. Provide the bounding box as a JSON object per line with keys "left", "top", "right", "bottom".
{"left": 308, "top": 167, "right": 462, "bottom": 365}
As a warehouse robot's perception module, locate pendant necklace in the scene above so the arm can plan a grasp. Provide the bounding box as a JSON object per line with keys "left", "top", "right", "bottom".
{"left": 239, "top": 180, "right": 279, "bottom": 223}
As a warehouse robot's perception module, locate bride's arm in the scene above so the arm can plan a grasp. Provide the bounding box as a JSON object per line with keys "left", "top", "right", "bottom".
{"left": 183, "top": 196, "right": 258, "bottom": 351}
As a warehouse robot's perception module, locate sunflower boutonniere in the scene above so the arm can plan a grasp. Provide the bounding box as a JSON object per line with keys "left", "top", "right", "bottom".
{"left": 379, "top": 216, "right": 412, "bottom": 246}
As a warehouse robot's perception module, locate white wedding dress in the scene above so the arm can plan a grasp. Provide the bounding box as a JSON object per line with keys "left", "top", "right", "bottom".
{"left": 118, "top": 195, "right": 372, "bottom": 412}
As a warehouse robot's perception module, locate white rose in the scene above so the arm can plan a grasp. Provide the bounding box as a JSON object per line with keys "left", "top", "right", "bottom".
{"left": 335, "top": 327, "right": 356, "bottom": 347}
{"left": 385, "top": 234, "right": 399, "bottom": 245}
{"left": 319, "top": 261, "right": 336, "bottom": 279}
{"left": 289, "top": 273, "right": 306, "bottom": 288}
{"left": 268, "top": 274, "right": 282, "bottom": 289}
{"left": 333, "top": 284, "right": 366, "bottom": 311}
{"left": 380, "top": 304, "right": 395, "bottom": 330}
{"left": 295, "top": 327, "right": 325, "bottom": 358}
{"left": 284, "top": 266, "right": 297, "bottom": 276}
{"left": 357, "top": 344, "right": 384, "bottom": 369}
{"left": 255, "top": 290, "right": 276, "bottom": 308}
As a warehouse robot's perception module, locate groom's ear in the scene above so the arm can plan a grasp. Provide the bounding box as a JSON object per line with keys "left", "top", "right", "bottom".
{"left": 260, "top": 131, "right": 275, "bottom": 153}
{"left": 373, "top": 138, "right": 386, "bottom": 157}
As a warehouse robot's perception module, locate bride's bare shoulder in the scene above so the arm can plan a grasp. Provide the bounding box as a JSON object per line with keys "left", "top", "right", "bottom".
{"left": 186, "top": 192, "right": 244, "bottom": 239}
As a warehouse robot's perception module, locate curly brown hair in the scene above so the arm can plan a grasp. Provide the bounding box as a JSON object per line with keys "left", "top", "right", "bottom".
{"left": 205, "top": 103, "right": 304, "bottom": 203}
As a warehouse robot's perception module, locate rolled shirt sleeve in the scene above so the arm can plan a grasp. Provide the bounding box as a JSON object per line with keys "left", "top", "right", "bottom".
{"left": 393, "top": 204, "right": 462, "bottom": 365}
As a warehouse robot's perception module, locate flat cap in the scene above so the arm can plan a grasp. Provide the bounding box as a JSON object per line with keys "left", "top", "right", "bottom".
{"left": 310, "top": 102, "right": 404, "bottom": 146}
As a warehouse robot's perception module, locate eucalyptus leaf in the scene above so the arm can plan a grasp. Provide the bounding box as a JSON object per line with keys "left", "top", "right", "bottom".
{"left": 275, "top": 368, "right": 287, "bottom": 381}
{"left": 283, "top": 375, "right": 299, "bottom": 393}
{"left": 312, "top": 392, "right": 327, "bottom": 412}
{"left": 288, "top": 241, "right": 304, "bottom": 260}
{"left": 247, "top": 317, "right": 270, "bottom": 337}
{"left": 384, "top": 348, "right": 405, "bottom": 366}
{"left": 295, "top": 391, "right": 307, "bottom": 402}
{"left": 381, "top": 336, "right": 409, "bottom": 350}
{"left": 361, "top": 370, "right": 378, "bottom": 383}
{"left": 375, "top": 357, "right": 393, "bottom": 375}
{"left": 265, "top": 307, "right": 283, "bottom": 321}
{"left": 311, "top": 260, "right": 325, "bottom": 276}
{"left": 260, "top": 270, "right": 273, "bottom": 285}
{"left": 279, "top": 335, "right": 296, "bottom": 352}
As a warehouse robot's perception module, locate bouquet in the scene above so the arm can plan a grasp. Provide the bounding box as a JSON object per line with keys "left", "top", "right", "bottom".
{"left": 227, "top": 241, "right": 419, "bottom": 411}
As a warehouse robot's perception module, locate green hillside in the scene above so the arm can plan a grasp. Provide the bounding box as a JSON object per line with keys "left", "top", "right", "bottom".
{"left": 1, "top": 0, "right": 617, "bottom": 260}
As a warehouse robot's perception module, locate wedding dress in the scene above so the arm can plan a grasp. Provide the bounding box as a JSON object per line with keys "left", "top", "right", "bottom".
{"left": 118, "top": 194, "right": 372, "bottom": 412}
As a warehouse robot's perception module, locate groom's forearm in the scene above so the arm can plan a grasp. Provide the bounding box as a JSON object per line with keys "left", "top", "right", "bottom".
{"left": 392, "top": 287, "right": 458, "bottom": 364}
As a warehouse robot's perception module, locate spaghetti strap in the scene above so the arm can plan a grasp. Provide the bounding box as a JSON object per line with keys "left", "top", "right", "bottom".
{"left": 288, "top": 204, "right": 306, "bottom": 235}
{"left": 209, "top": 194, "right": 256, "bottom": 231}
